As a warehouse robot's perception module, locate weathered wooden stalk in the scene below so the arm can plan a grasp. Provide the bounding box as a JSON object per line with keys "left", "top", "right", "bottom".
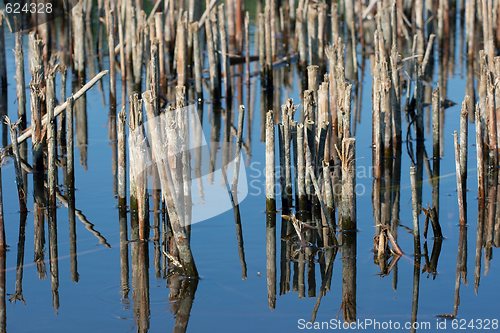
{"left": 143, "top": 90, "right": 198, "bottom": 277}
{"left": 296, "top": 123, "right": 307, "bottom": 213}
{"left": 340, "top": 138, "right": 356, "bottom": 232}
{"left": 191, "top": 22, "right": 203, "bottom": 98}
{"left": 117, "top": 107, "right": 127, "bottom": 207}
{"left": 129, "top": 94, "right": 148, "bottom": 240}
{"left": 266, "top": 111, "right": 276, "bottom": 211}
{"left": 454, "top": 131, "right": 466, "bottom": 226}
{"left": 106, "top": 4, "right": 116, "bottom": 112}
{"left": 46, "top": 69, "right": 57, "bottom": 211}
{"left": 410, "top": 166, "right": 421, "bottom": 256}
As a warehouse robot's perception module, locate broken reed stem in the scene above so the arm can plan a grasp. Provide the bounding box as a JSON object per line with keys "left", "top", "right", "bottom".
{"left": 117, "top": 10, "right": 127, "bottom": 107}
{"left": 264, "top": 4, "right": 273, "bottom": 72}
{"left": 46, "top": 68, "right": 59, "bottom": 311}
{"left": 191, "top": 22, "right": 202, "bottom": 98}
{"left": 266, "top": 111, "right": 276, "bottom": 211}
{"left": 296, "top": 5, "right": 306, "bottom": 65}
{"left": 175, "top": 87, "right": 191, "bottom": 229}
{"left": 155, "top": 13, "right": 165, "bottom": 92}
{"left": 149, "top": 40, "right": 159, "bottom": 111}
{"left": 475, "top": 105, "right": 485, "bottom": 203}
{"left": 106, "top": 6, "right": 116, "bottom": 111}
{"left": 282, "top": 101, "right": 293, "bottom": 210}
{"left": 421, "top": 34, "right": 436, "bottom": 74}
{"left": 245, "top": 11, "right": 250, "bottom": 84}
{"left": 486, "top": 73, "right": 498, "bottom": 164}
{"left": 72, "top": 2, "right": 85, "bottom": 94}
{"left": 15, "top": 70, "right": 108, "bottom": 146}
{"left": 14, "top": 32, "right": 26, "bottom": 131}
{"left": 218, "top": 5, "right": 231, "bottom": 100}
{"left": 258, "top": 13, "right": 265, "bottom": 70}
{"left": 432, "top": 88, "right": 441, "bottom": 170}
{"left": 205, "top": 12, "right": 219, "bottom": 99}
{"left": 459, "top": 97, "right": 469, "bottom": 191}
{"left": 46, "top": 70, "right": 57, "bottom": 211}
{"left": 322, "top": 161, "right": 334, "bottom": 225}
{"left": 297, "top": 123, "right": 307, "bottom": 212}
{"left": 340, "top": 138, "right": 356, "bottom": 232}
{"left": 431, "top": 88, "right": 443, "bottom": 239}
{"left": 176, "top": 13, "right": 188, "bottom": 87}
{"left": 231, "top": 106, "right": 245, "bottom": 196}
{"left": 316, "top": 121, "right": 329, "bottom": 167}
{"left": 307, "top": 65, "right": 319, "bottom": 93}
{"left": 129, "top": 94, "right": 148, "bottom": 240}
{"left": 117, "top": 107, "right": 127, "bottom": 207}
{"left": 29, "top": 34, "right": 43, "bottom": 162}
{"left": 58, "top": 67, "right": 67, "bottom": 153}
{"left": 197, "top": 0, "right": 217, "bottom": 29}
{"left": 454, "top": 131, "right": 466, "bottom": 226}
{"left": 307, "top": 166, "right": 334, "bottom": 246}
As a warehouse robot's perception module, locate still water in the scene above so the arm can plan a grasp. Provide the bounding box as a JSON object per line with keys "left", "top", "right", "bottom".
{"left": 0, "top": 17, "right": 499, "bottom": 333}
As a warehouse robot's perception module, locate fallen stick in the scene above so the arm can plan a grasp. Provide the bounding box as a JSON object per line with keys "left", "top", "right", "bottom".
{"left": 13, "top": 70, "right": 108, "bottom": 146}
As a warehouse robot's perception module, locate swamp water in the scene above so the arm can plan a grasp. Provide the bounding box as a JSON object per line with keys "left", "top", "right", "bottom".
{"left": 0, "top": 2, "right": 498, "bottom": 333}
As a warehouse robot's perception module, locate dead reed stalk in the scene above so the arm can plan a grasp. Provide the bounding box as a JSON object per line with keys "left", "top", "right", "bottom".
{"left": 266, "top": 110, "right": 276, "bottom": 211}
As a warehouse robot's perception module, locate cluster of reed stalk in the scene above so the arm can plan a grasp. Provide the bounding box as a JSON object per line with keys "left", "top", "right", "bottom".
{"left": 260, "top": 0, "right": 500, "bottom": 326}
{"left": 0, "top": 0, "right": 498, "bottom": 331}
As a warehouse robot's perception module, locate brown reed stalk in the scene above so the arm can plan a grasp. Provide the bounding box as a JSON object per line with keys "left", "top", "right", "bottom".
{"left": 296, "top": 123, "right": 307, "bottom": 212}
{"left": 258, "top": 13, "right": 265, "bottom": 71}
{"left": 14, "top": 32, "right": 26, "bottom": 131}
{"left": 106, "top": 3, "right": 116, "bottom": 111}
{"left": 129, "top": 94, "right": 148, "bottom": 240}
{"left": 431, "top": 88, "right": 443, "bottom": 238}
{"left": 205, "top": 10, "right": 220, "bottom": 99}
{"left": 459, "top": 97, "right": 470, "bottom": 190}
{"left": 339, "top": 138, "right": 356, "bottom": 232}
{"left": 475, "top": 104, "right": 485, "bottom": 203}
{"left": 117, "top": 107, "right": 127, "bottom": 207}
{"left": 218, "top": 5, "right": 231, "bottom": 100}
{"left": 46, "top": 68, "right": 57, "bottom": 212}
{"left": 176, "top": 12, "right": 188, "bottom": 87}
{"left": 454, "top": 131, "right": 466, "bottom": 227}
{"left": 410, "top": 166, "right": 421, "bottom": 256}
{"left": 191, "top": 22, "right": 202, "bottom": 98}
{"left": 231, "top": 105, "right": 246, "bottom": 196}
{"left": 72, "top": 2, "right": 85, "bottom": 79}
{"left": 266, "top": 111, "right": 276, "bottom": 211}
{"left": 296, "top": 5, "right": 306, "bottom": 65}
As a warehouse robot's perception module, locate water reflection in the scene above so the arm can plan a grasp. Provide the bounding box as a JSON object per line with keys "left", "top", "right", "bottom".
{"left": 0, "top": 1, "right": 499, "bottom": 332}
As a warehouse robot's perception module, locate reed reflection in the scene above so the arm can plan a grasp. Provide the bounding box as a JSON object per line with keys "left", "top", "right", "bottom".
{"left": 0, "top": 0, "right": 499, "bottom": 332}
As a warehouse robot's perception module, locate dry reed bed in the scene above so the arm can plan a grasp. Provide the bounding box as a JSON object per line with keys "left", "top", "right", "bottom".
{"left": 0, "top": 0, "right": 496, "bottom": 329}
